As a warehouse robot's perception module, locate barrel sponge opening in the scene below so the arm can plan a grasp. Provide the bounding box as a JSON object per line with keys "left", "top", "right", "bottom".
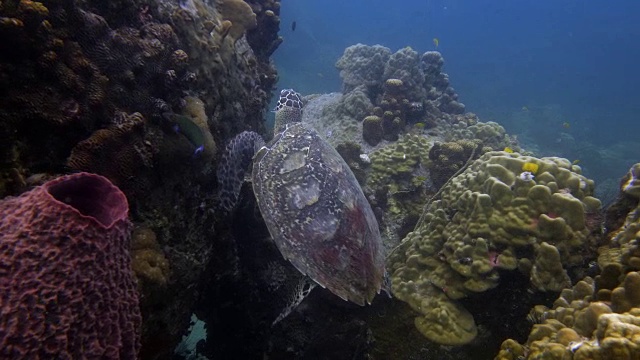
{"left": 45, "top": 173, "right": 128, "bottom": 228}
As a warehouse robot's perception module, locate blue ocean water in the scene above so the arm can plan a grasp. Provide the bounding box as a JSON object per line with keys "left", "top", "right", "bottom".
{"left": 274, "top": 0, "right": 640, "bottom": 200}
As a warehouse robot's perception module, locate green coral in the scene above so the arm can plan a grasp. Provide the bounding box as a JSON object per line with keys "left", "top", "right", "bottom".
{"left": 368, "top": 133, "right": 431, "bottom": 218}
{"left": 366, "top": 134, "right": 432, "bottom": 250}
{"left": 390, "top": 151, "right": 601, "bottom": 345}
{"left": 362, "top": 115, "right": 383, "bottom": 146}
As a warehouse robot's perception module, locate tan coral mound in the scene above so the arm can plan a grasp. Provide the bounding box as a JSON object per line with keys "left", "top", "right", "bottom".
{"left": 496, "top": 163, "right": 640, "bottom": 359}
{"left": 496, "top": 275, "right": 640, "bottom": 360}
{"left": 390, "top": 151, "right": 601, "bottom": 345}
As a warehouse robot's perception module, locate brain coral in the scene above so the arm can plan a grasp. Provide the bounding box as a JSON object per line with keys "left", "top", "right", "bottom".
{"left": 0, "top": 172, "right": 140, "bottom": 359}
{"left": 389, "top": 151, "right": 602, "bottom": 345}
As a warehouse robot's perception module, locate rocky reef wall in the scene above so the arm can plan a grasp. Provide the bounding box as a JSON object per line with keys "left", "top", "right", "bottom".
{"left": 0, "top": 0, "right": 282, "bottom": 358}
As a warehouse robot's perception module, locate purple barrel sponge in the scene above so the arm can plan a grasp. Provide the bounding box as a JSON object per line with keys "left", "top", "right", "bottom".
{"left": 0, "top": 172, "right": 141, "bottom": 359}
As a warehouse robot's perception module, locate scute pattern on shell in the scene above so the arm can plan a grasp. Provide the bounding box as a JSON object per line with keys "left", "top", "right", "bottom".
{"left": 252, "top": 122, "right": 385, "bottom": 305}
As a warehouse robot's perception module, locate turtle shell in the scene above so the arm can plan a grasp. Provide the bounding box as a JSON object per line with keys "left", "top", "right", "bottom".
{"left": 252, "top": 122, "right": 385, "bottom": 305}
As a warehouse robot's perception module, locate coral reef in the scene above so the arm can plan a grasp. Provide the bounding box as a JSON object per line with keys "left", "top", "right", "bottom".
{"left": 493, "top": 164, "right": 640, "bottom": 359}
{"left": 214, "top": 0, "right": 257, "bottom": 41}
{"left": 428, "top": 139, "right": 482, "bottom": 189}
{"left": 389, "top": 151, "right": 602, "bottom": 345}
{"left": 132, "top": 226, "right": 170, "bottom": 290}
{"left": 445, "top": 117, "right": 515, "bottom": 152}
{"left": 67, "top": 112, "right": 154, "bottom": 196}
{"left": 301, "top": 91, "right": 366, "bottom": 149}
{"left": 0, "top": 173, "right": 140, "bottom": 359}
{"left": 495, "top": 275, "right": 640, "bottom": 360}
{"left": 335, "top": 43, "right": 391, "bottom": 94}
{"left": 336, "top": 44, "right": 466, "bottom": 146}
{"left": 366, "top": 134, "right": 433, "bottom": 250}
{"left": 0, "top": 0, "right": 282, "bottom": 357}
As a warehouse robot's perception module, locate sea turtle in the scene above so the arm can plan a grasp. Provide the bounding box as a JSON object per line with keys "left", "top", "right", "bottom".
{"left": 217, "top": 89, "right": 386, "bottom": 306}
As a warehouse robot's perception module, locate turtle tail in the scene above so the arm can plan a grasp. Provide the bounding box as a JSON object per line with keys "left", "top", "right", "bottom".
{"left": 217, "top": 131, "right": 265, "bottom": 213}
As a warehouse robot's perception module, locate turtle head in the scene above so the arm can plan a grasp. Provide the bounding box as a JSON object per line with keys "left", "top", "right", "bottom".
{"left": 273, "top": 89, "right": 303, "bottom": 133}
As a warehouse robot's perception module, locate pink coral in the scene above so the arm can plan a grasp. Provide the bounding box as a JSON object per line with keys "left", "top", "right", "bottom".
{"left": 0, "top": 172, "right": 141, "bottom": 359}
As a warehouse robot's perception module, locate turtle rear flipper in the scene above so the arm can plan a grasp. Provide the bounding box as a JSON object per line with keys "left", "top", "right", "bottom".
{"left": 272, "top": 275, "right": 317, "bottom": 325}
{"left": 217, "top": 131, "right": 265, "bottom": 213}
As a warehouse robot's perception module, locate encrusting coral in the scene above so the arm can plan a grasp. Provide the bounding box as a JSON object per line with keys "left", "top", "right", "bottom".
{"left": 389, "top": 151, "right": 602, "bottom": 345}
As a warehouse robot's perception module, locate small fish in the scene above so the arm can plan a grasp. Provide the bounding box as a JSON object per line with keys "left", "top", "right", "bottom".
{"left": 317, "top": 73, "right": 324, "bottom": 78}
{"left": 519, "top": 171, "right": 535, "bottom": 182}
{"left": 433, "top": 37, "right": 439, "bottom": 48}
{"left": 522, "top": 162, "right": 539, "bottom": 174}
{"left": 572, "top": 159, "right": 580, "bottom": 165}
{"left": 503, "top": 147, "right": 514, "bottom": 153}
{"left": 164, "top": 112, "right": 206, "bottom": 156}
{"left": 562, "top": 121, "right": 570, "bottom": 129}
{"left": 291, "top": 21, "right": 296, "bottom": 32}
{"left": 521, "top": 106, "right": 529, "bottom": 111}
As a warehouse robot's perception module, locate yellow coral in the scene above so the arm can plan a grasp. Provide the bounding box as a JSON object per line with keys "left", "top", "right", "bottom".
{"left": 17, "top": 0, "right": 49, "bottom": 18}
{"left": 384, "top": 78, "right": 404, "bottom": 93}
{"left": 131, "top": 227, "right": 170, "bottom": 288}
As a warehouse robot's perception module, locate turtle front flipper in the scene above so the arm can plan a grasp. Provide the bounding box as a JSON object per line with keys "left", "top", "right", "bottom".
{"left": 217, "top": 131, "right": 265, "bottom": 213}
